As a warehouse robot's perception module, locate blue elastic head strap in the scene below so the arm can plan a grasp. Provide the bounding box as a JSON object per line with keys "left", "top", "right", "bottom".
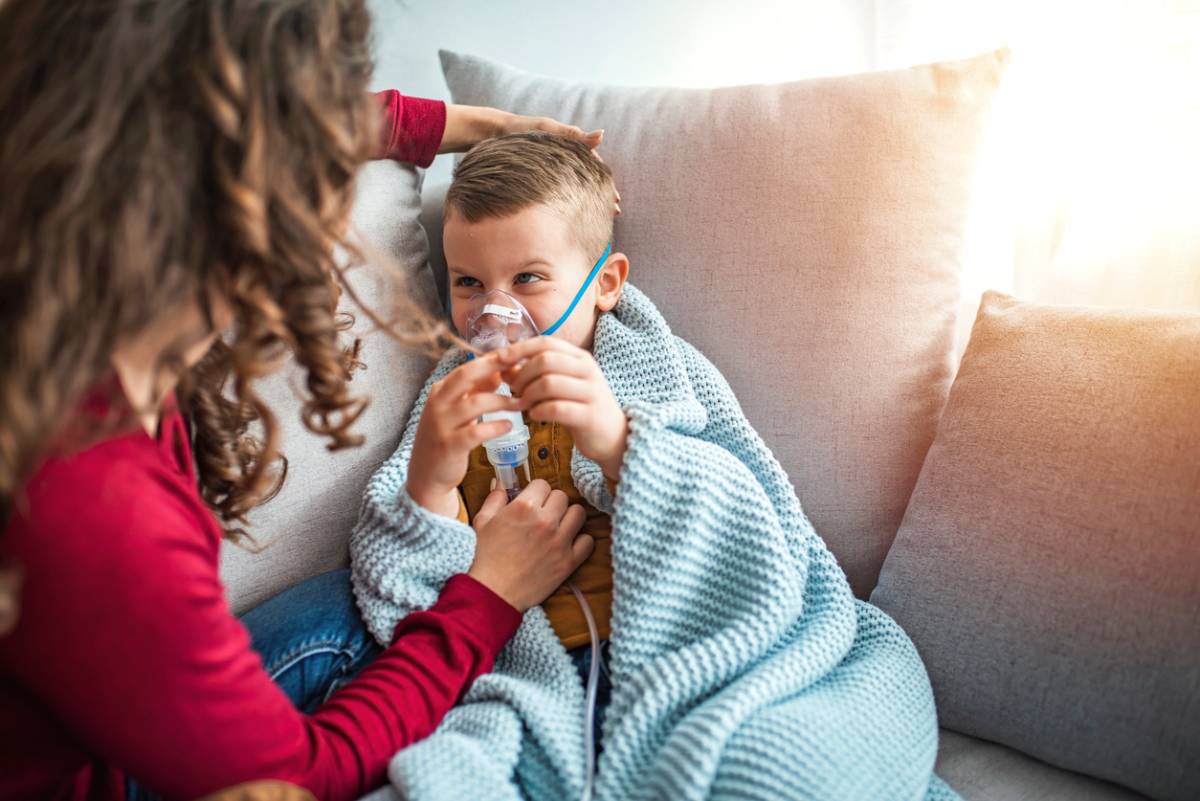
{"left": 463, "top": 240, "right": 613, "bottom": 361}
{"left": 538, "top": 239, "right": 612, "bottom": 336}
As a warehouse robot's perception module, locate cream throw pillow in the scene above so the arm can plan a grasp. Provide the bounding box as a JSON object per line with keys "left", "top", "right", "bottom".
{"left": 437, "top": 49, "right": 1008, "bottom": 595}
{"left": 873, "top": 292, "right": 1200, "bottom": 801}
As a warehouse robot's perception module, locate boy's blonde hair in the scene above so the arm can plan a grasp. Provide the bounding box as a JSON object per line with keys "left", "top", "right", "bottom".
{"left": 446, "top": 131, "right": 615, "bottom": 258}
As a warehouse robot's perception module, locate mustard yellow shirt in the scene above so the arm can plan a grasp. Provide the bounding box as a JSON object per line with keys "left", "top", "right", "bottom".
{"left": 456, "top": 419, "right": 612, "bottom": 650}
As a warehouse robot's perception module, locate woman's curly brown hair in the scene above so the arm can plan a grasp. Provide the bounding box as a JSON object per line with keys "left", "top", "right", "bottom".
{"left": 0, "top": 0, "right": 442, "bottom": 538}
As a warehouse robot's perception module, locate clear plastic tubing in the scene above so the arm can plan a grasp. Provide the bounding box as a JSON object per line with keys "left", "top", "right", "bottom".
{"left": 568, "top": 581, "right": 602, "bottom": 801}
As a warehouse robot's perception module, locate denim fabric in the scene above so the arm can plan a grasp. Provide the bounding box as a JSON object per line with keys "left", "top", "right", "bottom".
{"left": 241, "top": 568, "right": 382, "bottom": 713}
{"left": 126, "top": 569, "right": 380, "bottom": 801}
{"left": 567, "top": 639, "right": 612, "bottom": 756}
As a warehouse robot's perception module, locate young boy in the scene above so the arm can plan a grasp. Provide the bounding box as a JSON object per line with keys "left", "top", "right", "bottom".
{"left": 350, "top": 132, "right": 954, "bottom": 801}
{"left": 405, "top": 131, "right": 629, "bottom": 742}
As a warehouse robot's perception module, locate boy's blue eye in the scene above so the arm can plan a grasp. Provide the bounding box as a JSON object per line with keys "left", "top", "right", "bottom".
{"left": 454, "top": 276, "right": 482, "bottom": 288}
{"left": 515, "top": 273, "right": 542, "bottom": 285}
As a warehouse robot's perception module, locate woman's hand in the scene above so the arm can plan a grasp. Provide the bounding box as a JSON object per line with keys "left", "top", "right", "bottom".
{"left": 468, "top": 480, "right": 592, "bottom": 612}
{"left": 440, "top": 105, "right": 622, "bottom": 215}
{"left": 500, "top": 338, "right": 629, "bottom": 483}
{"left": 407, "top": 352, "right": 524, "bottom": 517}
{"left": 439, "top": 104, "right": 603, "bottom": 154}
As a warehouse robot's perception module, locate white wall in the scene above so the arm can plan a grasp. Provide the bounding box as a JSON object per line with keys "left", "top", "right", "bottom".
{"left": 368, "top": 0, "right": 878, "bottom": 186}
{"left": 367, "top": 0, "right": 1200, "bottom": 313}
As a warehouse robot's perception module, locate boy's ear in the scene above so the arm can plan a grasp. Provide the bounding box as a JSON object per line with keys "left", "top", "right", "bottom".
{"left": 595, "top": 252, "right": 629, "bottom": 312}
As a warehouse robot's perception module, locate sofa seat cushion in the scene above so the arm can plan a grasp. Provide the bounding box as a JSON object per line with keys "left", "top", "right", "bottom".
{"left": 937, "top": 729, "right": 1149, "bottom": 801}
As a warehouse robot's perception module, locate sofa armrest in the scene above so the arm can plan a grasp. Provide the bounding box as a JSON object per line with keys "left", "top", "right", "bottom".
{"left": 419, "top": 181, "right": 450, "bottom": 311}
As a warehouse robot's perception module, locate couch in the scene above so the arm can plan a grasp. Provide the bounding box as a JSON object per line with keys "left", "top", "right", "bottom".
{"left": 219, "top": 50, "right": 1199, "bottom": 801}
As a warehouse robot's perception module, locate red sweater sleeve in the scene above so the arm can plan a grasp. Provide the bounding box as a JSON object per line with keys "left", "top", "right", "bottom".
{"left": 0, "top": 413, "right": 521, "bottom": 801}
{"left": 373, "top": 90, "right": 446, "bottom": 167}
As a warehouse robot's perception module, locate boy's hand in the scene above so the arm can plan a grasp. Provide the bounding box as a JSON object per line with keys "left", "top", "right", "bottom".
{"left": 498, "top": 338, "right": 629, "bottom": 483}
{"left": 407, "top": 352, "right": 525, "bottom": 516}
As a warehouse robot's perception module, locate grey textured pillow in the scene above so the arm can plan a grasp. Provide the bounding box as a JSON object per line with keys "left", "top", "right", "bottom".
{"left": 219, "top": 161, "right": 440, "bottom": 613}
{"left": 871, "top": 291, "right": 1200, "bottom": 801}
{"left": 438, "top": 48, "right": 1008, "bottom": 596}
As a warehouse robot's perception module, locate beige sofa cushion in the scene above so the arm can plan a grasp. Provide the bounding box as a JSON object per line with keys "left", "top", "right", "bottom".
{"left": 936, "top": 729, "right": 1150, "bottom": 801}
{"left": 219, "top": 161, "right": 440, "bottom": 614}
{"left": 872, "top": 292, "right": 1200, "bottom": 801}
{"left": 437, "top": 48, "right": 1008, "bottom": 595}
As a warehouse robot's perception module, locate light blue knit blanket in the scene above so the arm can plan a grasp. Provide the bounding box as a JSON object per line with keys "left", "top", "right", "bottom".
{"left": 350, "top": 284, "right": 959, "bottom": 801}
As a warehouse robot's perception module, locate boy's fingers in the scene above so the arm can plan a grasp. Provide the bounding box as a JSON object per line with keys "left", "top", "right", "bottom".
{"left": 450, "top": 392, "right": 523, "bottom": 427}
{"left": 516, "top": 375, "right": 593, "bottom": 407}
{"left": 438, "top": 352, "right": 506, "bottom": 398}
{"left": 526, "top": 399, "right": 590, "bottom": 427}
{"left": 473, "top": 488, "right": 509, "bottom": 530}
{"left": 497, "top": 339, "right": 586, "bottom": 385}
{"left": 454, "top": 419, "right": 512, "bottom": 451}
{"left": 496, "top": 336, "right": 577, "bottom": 365}
{"left": 506, "top": 352, "right": 589, "bottom": 396}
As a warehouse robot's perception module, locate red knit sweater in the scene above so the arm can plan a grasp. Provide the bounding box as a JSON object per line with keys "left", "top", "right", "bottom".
{"left": 0, "top": 92, "right": 522, "bottom": 801}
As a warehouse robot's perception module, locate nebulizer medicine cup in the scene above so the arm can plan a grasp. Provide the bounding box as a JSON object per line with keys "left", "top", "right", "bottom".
{"left": 466, "top": 292, "right": 539, "bottom": 500}
{"left": 479, "top": 389, "right": 531, "bottom": 501}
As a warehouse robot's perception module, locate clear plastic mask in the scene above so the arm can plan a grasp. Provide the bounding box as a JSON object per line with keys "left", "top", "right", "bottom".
{"left": 463, "top": 289, "right": 540, "bottom": 352}
{"left": 458, "top": 239, "right": 614, "bottom": 349}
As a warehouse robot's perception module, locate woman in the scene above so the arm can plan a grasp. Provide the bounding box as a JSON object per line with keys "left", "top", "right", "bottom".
{"left": 0, "top": 2, "right": 598, "bottom": 800}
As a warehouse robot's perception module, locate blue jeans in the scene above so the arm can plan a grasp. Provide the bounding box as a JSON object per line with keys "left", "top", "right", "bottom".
{"left": 567, "top": 639, "right": 613, "bottom": 756}
{"left": 126, "top": 568, "right": 381, "bottom": 801}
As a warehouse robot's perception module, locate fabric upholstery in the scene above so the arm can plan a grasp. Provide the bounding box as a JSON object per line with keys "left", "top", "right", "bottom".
{"left": 873, "top": 292, "right": 1200, "bottom": 801}
{"left": 219, "top": 160, "right": 440, "bottom": 613}
{"left": 436, "top": 48, "right": 1008, "bottom": 595}
{"left": 936, "top": 729, "right": 1150, "bottom": 801}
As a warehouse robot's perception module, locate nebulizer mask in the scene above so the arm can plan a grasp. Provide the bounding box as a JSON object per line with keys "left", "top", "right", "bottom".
{"left": 462, "top": 239, "right": 613, "bottom": 499}
{"left": 464, "top": 293, "right": 538, "bottom": 500}
{"left": 462, "top": 242, "right": 612, "bottom": 801}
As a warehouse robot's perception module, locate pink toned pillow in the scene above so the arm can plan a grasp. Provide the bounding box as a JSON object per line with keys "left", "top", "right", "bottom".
{"left": 436, "top": 49, "right": 1009, "bottom": 595}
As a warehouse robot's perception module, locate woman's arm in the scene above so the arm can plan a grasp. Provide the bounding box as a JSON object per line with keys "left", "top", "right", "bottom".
{"left": 0, "top": 458, "right": 520, "bottom": 801}
{"left": 373, "top": 91, "right": 603, "bottom": 165}
{"left": 438, "top": 104, "right": 603, "bottom": 154}
{"left": 374, "top": 90, "right": 447, "bottom": 166}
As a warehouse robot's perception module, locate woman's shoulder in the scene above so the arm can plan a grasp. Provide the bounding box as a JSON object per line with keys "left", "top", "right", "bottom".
{"left": 4, "top": 413, "right": 223, "bottom": 568}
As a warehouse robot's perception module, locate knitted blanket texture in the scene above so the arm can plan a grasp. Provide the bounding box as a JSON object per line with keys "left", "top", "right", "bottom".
{"left": 350, "top": 284, "right": 959, "bottom": 801}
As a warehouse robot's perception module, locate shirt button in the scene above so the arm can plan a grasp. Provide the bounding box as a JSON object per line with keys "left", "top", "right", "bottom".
{"left": 537, "top": 446, "right": 550, "bottom": 460}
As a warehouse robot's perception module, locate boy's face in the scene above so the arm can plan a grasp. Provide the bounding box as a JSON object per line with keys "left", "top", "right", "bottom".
{"left": 445, "top": 203, "right": 623, "bottom": 352}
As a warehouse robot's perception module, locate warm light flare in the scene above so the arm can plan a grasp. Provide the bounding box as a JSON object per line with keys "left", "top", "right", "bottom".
{"left": 970, "top": 0, "right": 1200, "bottom": 309}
